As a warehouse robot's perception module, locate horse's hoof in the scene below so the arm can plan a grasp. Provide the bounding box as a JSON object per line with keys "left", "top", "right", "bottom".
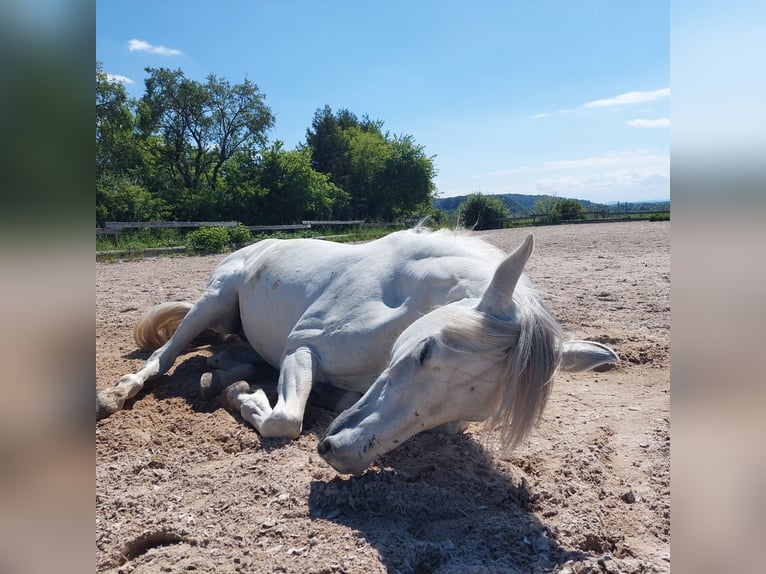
{"left": 201, "top": 364, "right": 258, "bottom": 401}
{"left": 96, "top": 400, "right": 114, "bottom": 420}
{"left": 200, "top": 371, "right": 229, "bottom": 400}
{"left": 221, "top": 381, "right": 251, "bottom": 413}
{"left": 96, "top": 390, "right": 123, "bottom": 420}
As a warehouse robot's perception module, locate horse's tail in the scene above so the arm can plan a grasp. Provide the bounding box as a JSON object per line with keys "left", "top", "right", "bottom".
{"left": 133, "top": 302, "right": 194, "bottom": 351}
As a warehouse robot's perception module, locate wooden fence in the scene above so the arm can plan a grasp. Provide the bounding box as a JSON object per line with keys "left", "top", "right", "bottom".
{"left": 96, "top": 220, "right": 373, "bottom": 238}
{"left": 96, "top": 212, "right": 669, "bottom": 239}
{"left": 96, "top": 221, "right": 239, "bottom": 237}
{"left": 503, "top": 210, "right": 670, "bottom": 226}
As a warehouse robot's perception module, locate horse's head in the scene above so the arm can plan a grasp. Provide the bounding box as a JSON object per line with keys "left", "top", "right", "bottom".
{"left": 318, "top": 235, "right": 619, "bottom": 475}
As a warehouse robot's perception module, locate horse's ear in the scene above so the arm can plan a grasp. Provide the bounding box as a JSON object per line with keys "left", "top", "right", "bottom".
{"left": 560, "top": 340, "right": 619, "bottom": 372}
{"left": 477, "top": 234, "right": 534, "bottom": 319}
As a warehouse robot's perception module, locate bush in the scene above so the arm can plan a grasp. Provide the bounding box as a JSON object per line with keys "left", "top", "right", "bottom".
{"left": 227, "top": 224, "right": 253, "bottom": 246}
{"left": 554, "top": 198, "right": 586, "bottom": 221}
{"left": 186, "top": 226, "right": 231, "bottom": 253}
{"left": 459, "top": 193, "right": 510, "bottom": 230}
{"left": 534, "top": 196, "right": 585, "bottom": 224}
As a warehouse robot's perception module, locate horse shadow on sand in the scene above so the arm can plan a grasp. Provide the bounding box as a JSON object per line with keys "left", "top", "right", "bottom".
{"left": 119, "top": 344, "right": 277, "bottom": 416}
{"left": 120, "top": 351, "right": 589, "bottom": 572}
{"left": 304, "top": 420, "right": 589, "bottom": 573}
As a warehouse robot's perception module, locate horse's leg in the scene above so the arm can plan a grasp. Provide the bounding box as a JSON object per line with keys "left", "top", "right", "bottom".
{"left": 199, "top": 363, "right": 258, "bottom": 400}
{"left": 206, "top": 346, "right": 264, "bottom": 370}
{"left": 200, "top": 345, "right": 275, "bottom": 399}
{"left": 97, "top": 290, "right": 238, "bottom": 419}
{"left": 200, "top": 360, "right": 278, "bottom": 400}
{"left": 227, "top": 346, "right": 315, "bottom": 439}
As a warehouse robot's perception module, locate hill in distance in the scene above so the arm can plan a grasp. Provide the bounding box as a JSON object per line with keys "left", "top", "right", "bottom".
{"left": 433, "top": 193, "right": 669, "bottom": 214}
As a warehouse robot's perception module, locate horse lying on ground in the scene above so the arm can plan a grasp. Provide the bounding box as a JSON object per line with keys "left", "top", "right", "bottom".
{"left": 97, "top": 229, "right": 617, "bottom": 475}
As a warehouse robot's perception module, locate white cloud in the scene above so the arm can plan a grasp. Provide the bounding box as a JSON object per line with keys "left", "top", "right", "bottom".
{"left": 584, "top": 88, "right": 670, "bottom": 108}
{"left": 525, "top": 89, "right": 669, "bottom": 120}
{"left": 481, "top": 150, "right": 668, "bottom": 178}
{"left": 471, "top": 149, "right": 669, "bottom": 203}
{"left": 628, "top": 118, "right": 670, "bottom": 128}
{"left": 536, "top": 170, "right": 669, "bottom": 194}
{"left": 106, "top": 73, "right": 134, "bottom": 84}
{"left": 128, "top": 38, "right": 182, "bottom": 56}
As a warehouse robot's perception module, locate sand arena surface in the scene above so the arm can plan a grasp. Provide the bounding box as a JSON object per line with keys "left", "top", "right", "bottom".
{"left": 97, "top": 221, "right": 669, "bottom": 573}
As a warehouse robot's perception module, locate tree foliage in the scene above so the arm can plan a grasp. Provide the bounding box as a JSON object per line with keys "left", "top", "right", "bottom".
{"left": 459, "top": 193, "right": 510, "bottom": 230}
{"left": 253, "top": 143, "right": 349, "bottom": 224}
{"left": 96, "top": 63, "right": 143, "bottom": 181}
{"left": 96, "top": 175, "right": 169, "bottom": 224}
{"left": 534, "top": 196, "right": 586, "bottom": 223}
{"left": 554, "top": 198, "right": 586, "bottom": 220}
{"left": 96, "top": 63, "right": 436, "bottom": 226}
{"left": 137, "top": 67, "right": 274, "bottom": 198}
{"left": 305, "top": 106, "right": 435, "bottom": 221}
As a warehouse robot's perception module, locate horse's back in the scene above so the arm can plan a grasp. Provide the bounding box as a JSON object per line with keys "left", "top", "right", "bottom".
{"left": 224, "top": 230, "right": 505, "bottom": 374}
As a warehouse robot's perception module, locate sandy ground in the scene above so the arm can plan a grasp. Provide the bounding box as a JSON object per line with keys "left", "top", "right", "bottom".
{"left": 96, "top": 221, "right": 670, "bottom": 573}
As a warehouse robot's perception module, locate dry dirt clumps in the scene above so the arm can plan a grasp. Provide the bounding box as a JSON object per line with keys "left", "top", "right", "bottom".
{"left": 97, "top": 221, "right": 670, "bottom": 573}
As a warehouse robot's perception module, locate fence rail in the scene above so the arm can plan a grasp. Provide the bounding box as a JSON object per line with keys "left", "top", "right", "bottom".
{"left": 506, "top": 209, "right": 670, "bottom": 220}
{"left": 96, "top": 219, "right": 384, "bottom": 237}
{"left": 97, "top": 211, "right": 669, "bottom": 238}
{"left": 97, "top": 221, "right": 239, "bottom": 236}
{"left": 504, "top": 210, "right": 669, "bottom": 225}
{"left": 246, "top": 223, "right": 312, "bottom": 231}
{"left": 301, "top": 220, "right": 366, "bottom": 226}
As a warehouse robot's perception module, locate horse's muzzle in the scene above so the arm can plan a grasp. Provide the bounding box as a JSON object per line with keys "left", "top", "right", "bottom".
{"left": 316, "top": 436, "right": 332, "bottom": 457}
{"left": 316, "top": 435, "right": 367, "bottom": 476}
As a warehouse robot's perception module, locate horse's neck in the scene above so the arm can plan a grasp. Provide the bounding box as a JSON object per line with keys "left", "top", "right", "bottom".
{"left": 401, "top": 254, "right": 498, "bottom": 304}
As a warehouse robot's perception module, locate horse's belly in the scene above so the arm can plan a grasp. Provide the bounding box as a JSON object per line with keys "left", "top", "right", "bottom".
{"left": 238, "top": 290, "right": 305, "bottom": 368}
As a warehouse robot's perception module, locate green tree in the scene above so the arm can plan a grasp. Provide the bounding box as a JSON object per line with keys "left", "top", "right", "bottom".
{"left": 534, "top": 195, "right": 557, "bottom": 217}
{"left": 206, "top": 74, "right": 274, "bottom": 189}
{"left": 97, "top": 62, "right": 157, "bottom": 224}
{"left": 306, "top": 106, "right": 354, "bottom": 191}
{"left": 97, "top": 62, "right": 138, "bottom": 179}
{"left": 96, "top": 175, "right": 169, "bottom": 225}
{"left": 459, "top": 193, "right": 510, "bottom": 230}
{"left": 534, "top": 196, "right": 585, "bottom": 224}
{"left": 216, "top": 148, "right": 267, "bottom": 223}
{"left": 371, "top": 135, "right": 436, "bottom": 221}
{"left": 136, "top": 67, "right": 274, "bottom": 215}
{"left": 554, "top": 198, "right": 586, "bottom": 220}
{"left": 305, "top": 106, "right": 435, "bottom": 221}
{"left": 347, "top": 127, "right": 390, "bottom": 217}
{"left": 255, "top": 143, "right": 349, "bottom": 224}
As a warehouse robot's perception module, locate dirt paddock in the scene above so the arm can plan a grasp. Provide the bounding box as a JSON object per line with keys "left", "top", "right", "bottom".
{"left": 97, "top": 221, "right": 670, "bottom": 573}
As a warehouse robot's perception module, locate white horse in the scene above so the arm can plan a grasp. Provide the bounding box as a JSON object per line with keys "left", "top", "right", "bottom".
{"left": 97, "top": 229, "right": 617, "bottom": 474}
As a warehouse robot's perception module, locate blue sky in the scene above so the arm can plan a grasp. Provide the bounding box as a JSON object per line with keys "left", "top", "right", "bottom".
{"left": 96, "top": 1, "right": 669, "bottom": 202}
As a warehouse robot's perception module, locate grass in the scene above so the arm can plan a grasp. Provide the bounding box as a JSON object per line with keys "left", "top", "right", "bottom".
{"left": 96, "top": 214, "right": 668, "bottom": 257}
{"left": 95, "top": 224, "right": 407, "bottom": 255}
{"left": 97, "top": 228, "right": 188, "bottom": 252}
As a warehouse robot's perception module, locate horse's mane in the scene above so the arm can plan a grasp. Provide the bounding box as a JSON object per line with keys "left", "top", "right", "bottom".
{"left": 395, "top": 226, "right": 507, "bottom": 264}
{"left": 441, "top": 278, "right": 564, "bottom": 451}
{"left": 401, "top": 226, "right": 561, "bottom": 449}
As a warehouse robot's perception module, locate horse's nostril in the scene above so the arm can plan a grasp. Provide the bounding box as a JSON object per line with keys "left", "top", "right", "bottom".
{"left": 317, "top": 438, "right": 332, "bottom": 456}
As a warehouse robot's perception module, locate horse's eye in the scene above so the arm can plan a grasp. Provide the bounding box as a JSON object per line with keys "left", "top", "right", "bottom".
{"left": 417, "top": 340, "right": 431, "bottom": 365}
